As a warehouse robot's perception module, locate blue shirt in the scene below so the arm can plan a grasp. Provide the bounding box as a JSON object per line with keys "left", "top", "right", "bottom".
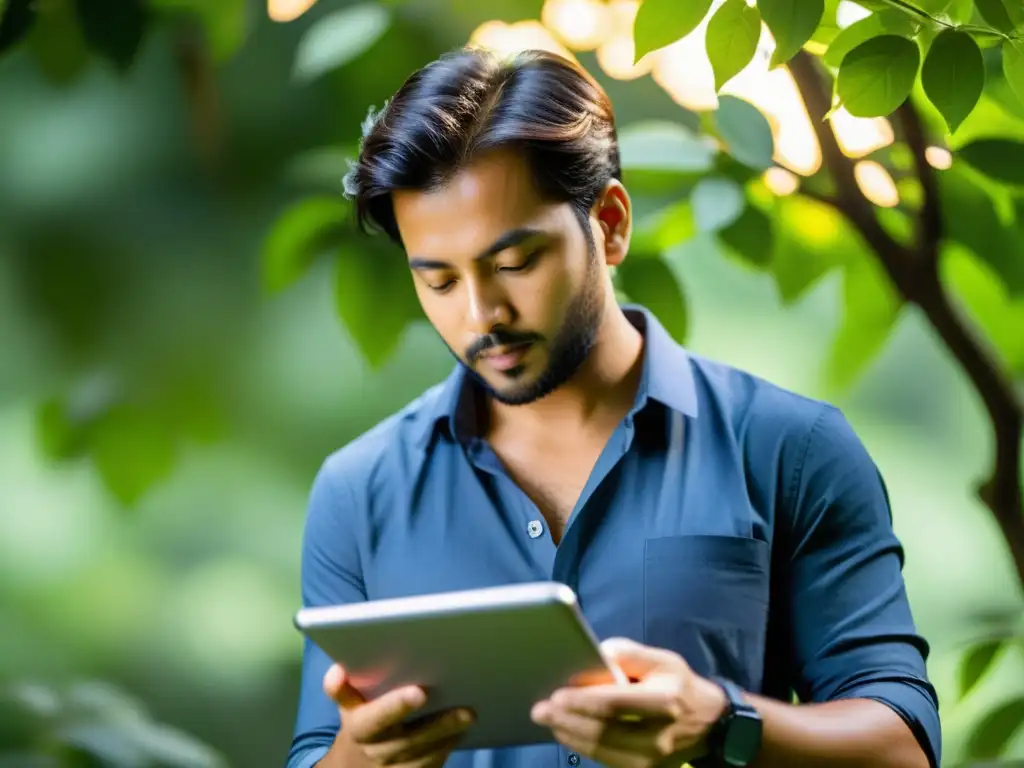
{"left": 286, "top": 306, "right": 940, "bottom": 768}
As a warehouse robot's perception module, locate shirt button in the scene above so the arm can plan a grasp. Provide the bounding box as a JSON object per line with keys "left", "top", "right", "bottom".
{"left": 568, "top": 754, "right": 580, "bottom": 766}
{"left": 527, "top": 520, "right": 544, "bottom": 539}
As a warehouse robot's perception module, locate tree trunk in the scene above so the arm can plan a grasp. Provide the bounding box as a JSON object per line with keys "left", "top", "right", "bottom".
{"left": 787, "top": 52, "right": 1024, "bottom": 595}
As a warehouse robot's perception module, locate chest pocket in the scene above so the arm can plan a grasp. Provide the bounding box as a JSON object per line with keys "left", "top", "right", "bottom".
{"left": 643, "top": 534, "right": 770, "bottom": 692}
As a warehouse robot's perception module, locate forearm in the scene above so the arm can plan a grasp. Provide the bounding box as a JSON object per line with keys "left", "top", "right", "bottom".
{"left": 744, "top": 695, "right": 929, "bottom": 768}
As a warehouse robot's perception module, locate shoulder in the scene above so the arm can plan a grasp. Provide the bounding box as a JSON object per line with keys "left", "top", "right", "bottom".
{"left": 311, "top": 379, "right": 448, "bottom": 504}
{"left": 687, "top": 352, "right": 834, "bottom": 445}
{"left": 686, "top": 353, "right": 875, "bottom": 502}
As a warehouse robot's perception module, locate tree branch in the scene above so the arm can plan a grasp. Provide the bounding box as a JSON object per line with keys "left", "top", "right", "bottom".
{"left": 787, "top": 54, "right": 919, "bottom": 283}
{"left": 895, "top": 101, "right": 942, "bottom": 262}
{"left": 788, "top": 51, "right": 1024, "bottom": 592}
{"left": 172, "top": 19, "right": 224, "bottom": 176}
{"left": 797, "top": 187, "right": 840, "bottom": 210}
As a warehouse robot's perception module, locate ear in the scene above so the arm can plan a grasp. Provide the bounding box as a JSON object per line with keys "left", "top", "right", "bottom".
{"left": 593, "top": 180, "right": 631, "bottom": 267}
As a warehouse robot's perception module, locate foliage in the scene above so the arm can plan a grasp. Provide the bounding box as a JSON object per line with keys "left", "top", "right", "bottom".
{"left": 0, "top": 681, "right": 225, "bottom": 767}
{"left": 248, "top": 1, "right": 1024, "bottom": 763}
{"left": 954, "top": 607, "right": 1024, "bottom": 764}
{"left": 2, "top": 0, "right": 1024, "bottom": 764}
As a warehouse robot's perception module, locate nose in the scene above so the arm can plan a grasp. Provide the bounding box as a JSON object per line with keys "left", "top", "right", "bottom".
{"left": 465, "top": 277, "right": 511, "bottom": 335}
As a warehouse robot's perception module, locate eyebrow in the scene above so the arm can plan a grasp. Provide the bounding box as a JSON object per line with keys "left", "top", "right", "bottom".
{"left": 407, "top": 227, "right": 546, "bottom": 271}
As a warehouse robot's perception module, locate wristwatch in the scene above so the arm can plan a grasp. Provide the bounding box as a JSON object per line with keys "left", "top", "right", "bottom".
{"left": 700, "top": 676, "right": 762, "bottom": 767}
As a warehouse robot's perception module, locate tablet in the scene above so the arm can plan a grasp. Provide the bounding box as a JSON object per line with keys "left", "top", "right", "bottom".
{"left": 293, "top": 581, "right": 625, "bottom": 750}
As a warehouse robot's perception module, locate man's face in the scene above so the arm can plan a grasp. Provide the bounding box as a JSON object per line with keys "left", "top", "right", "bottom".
{"left": 392, "top": 149, "right": 610, "bottom": 406}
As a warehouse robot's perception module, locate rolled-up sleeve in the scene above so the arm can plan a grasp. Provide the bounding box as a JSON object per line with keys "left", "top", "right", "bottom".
{"left": 786, "top": 404, "right": 941, "bottom": 767}
{"left": 286, "top": 457, "right": 367, "bottom": 768}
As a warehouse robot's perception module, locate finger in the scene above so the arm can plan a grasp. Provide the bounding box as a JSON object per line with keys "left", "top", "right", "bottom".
{"left": 600, "top": 638, "right": 684, "bottom": 680}
{"left": 363, "top": 708, "right": 474, "bottom": 765}
{"left": 323, "top": 665, "right": 365, "bottom": 709}
{"left": 532, "top": 702, "right": 657, "bottom": 755}
{"left": 398, "top": 734, "right": 465, "bottom": 768}
{"left": 346, "top": 686, "right": 427, "bottom": 744}
{"left": 549, "top": 685, "right": 681, "bottom": 721}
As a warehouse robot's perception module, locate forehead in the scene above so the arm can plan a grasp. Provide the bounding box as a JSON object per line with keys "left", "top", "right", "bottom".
{"left": 392, "top": 149, "right": 564, "bottom": 260}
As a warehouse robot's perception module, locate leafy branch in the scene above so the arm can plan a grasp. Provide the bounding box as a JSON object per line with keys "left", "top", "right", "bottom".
{"left": 875, "top": 0, "right": 1021, "bottom": 40}
{"left": 788, "top": 50, "right": 1024, "bottom": 591}
{"left": 876, "top": 0, "right": 954, "bottom": 27}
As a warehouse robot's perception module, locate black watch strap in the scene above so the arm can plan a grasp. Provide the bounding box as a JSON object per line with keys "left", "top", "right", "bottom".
{"left": 700, "top": 676, "right": 763, "bottom": 767}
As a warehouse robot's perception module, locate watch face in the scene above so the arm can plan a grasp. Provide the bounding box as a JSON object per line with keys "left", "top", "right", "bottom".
{"left": 723, "top": 712, "right": 763, "bottom": 765}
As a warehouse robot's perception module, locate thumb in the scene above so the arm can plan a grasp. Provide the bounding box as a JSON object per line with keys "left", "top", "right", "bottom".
{"left": 600, "top": 637, "right": 681, "bottom": 680}
{"left": 323, "top": 664, "right": 365, "bottom": 710}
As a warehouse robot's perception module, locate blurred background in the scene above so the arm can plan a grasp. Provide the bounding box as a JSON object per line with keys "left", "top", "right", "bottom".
{"left": 1, "top": 0, "right": 1023, "bottom": 765}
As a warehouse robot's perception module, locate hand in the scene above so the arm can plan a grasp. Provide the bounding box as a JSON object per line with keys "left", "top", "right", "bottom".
{"left": 530, "top": 638, "right": 727, "bottom": 768}
{"left": 323, "top": 664, "right": 475, "bottom": 767}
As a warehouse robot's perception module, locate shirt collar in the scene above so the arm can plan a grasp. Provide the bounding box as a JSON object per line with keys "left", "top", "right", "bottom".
{"left": 414, "top": 304, "right": 699, "bottom": 449}
{"left": 624, "top": 304, "right": 699, "bottom": 419}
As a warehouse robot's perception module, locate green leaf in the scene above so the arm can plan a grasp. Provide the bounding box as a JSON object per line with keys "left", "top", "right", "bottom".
{"left": 618, "top": 121, "right": 719, "bottom": 173}
{"left": 631, "top": 199, "right": 696, "bottom": 254}
{"left": 958, "top": 639, "right": 1006, "bottom": 699}
{"left": 27, "top": 0, "right": 89, "bottom": 87}
{"left": 691, "top": 177, "right": 745, "bottom": 232}
{"left": 921, "top": 30, "right": 984, "bottom": 134}
{"left": 974, "top": 0, "right": 1016, "bottom": 33}
{"left": 91, "top": 404, "right": 177, "bottom": 507}
{"left": 151, "top": 0, "right": 249, "bottom": 61}
{"left": 713, "top": 95, "right": 775, "bottom": 171}
{"left": 758, "top": 0, "right": 825, "bottom": 68}
{"left": 957, "top": 138, "right": 1024, "bottom": 185}
{"left": 35, "top": 397, "right": 86, "bottom": 460}
{"left": 335, "top": 245, "right": 421, "bottom": 369}
{"left": 293, "top": 2, "right": 390, "bottom": 82}
{"left": 285, "top": 145, "right": 360, "bottom": 191}
{"left": 717, "top": 202, "right": 774, "bottom": 269}
{"left": 824, "top": 256, "right": 901, "bottom": 392}
{"left": 633, "top": 0, "right": 713, "bottom": 61}
{"left": 616, "top": 257, "right": 688, "bottom": 342}
{"left": 34, "top": 373, "right": 121, "bottom": 460}
{"left": 927, "top": 0, "right": 974, "bottom": 23}
{"left": 942, "top": 244, "right": 1024, "bottom": 375}
{"left": 836, "top": 35, "right": 920, "bottom": 117}
{"left": 986, "top": 55, "right": 1024, "bottom": 120}
{"left": 771, "top": 195, "right": 859, "bottom": 302}
{"left": 809, "top": 0, "right": 842, "bottom": 48}
{"left": 65, "top": 681, "right": 146, "bottom": 724}
{"left": 74, "top": 0, "right": 149, "bottom": 71}
{"left": 262, "top": 197, "right": 349, "bottom": 293}
{"left": 940, "top": 164, "right": 1024, "bottom": 296}
{"left": 965, "top": 695, "right": 1024, "bottom": 760}
{"left": 201, "top": 0, "right": 248, "bottom": 61}
{"left": 823, "top": 11, "right": 919, "bottom": 69}
{"left": 1001, "top": 40, "right": 1024, "bottom": 107}
{"left": 706, "top": 0, "right": 761, "bottom": 90}
{"left": 1004, "top": 0, "right": 1024, "bottom": 27}
{"left": 0, "top": 0, "right": 34, "bottom": 55}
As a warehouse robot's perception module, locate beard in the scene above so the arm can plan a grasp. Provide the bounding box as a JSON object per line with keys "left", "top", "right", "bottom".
{"left": 457, "top": 248, "right": 605, "bottom": 407}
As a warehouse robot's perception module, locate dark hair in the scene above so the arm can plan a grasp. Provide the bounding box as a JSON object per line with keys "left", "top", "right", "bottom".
{"left": 343, "top": 47, "right": 621, "bottom": 246}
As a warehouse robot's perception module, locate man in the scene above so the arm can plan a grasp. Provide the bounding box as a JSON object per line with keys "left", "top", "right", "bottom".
{"left": 286, "top": 48, "right": 940, "bottom": 768}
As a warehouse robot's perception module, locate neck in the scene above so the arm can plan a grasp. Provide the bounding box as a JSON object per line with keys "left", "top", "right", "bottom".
{"left": 486, "top": 305, "right": 644, "bottom": 435}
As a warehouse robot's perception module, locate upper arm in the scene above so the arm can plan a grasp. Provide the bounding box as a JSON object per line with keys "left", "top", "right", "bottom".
{"left": 784, "top": 405, "right": 940, "bottom": 765}
{"left": 286, "top": 457, "right": 368, "bottom": 767}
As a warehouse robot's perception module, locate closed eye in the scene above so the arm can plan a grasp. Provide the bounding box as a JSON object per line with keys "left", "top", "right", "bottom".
{"left": 427, "top": 278, "right": 456, "bottom": 293}
{"left": 498, "top": 248, "right": 543, "bottom": 273}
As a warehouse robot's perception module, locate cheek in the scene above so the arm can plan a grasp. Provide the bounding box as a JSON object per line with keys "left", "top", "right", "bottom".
{"left": 526, "top": 257, "right": 581, "bottom": 318}
{"left": 414, "top": 288, "right": 463, "bottom": 347}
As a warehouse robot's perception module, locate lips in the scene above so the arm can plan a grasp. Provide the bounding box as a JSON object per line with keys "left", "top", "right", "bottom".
{"left": 481, "top": 342, "right": 533, "bottom": 372}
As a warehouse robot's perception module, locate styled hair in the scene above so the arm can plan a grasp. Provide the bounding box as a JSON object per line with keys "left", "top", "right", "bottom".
{"left": 342, "top": 47, "right": 621, "bottom": 246}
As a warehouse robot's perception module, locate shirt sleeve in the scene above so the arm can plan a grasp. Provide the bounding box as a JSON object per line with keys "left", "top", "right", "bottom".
{"left": 285, "top": 458, "right": 367, "bottom": 768}
{"left": 785, "top": 404, "right": 941, "bottom": 768}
